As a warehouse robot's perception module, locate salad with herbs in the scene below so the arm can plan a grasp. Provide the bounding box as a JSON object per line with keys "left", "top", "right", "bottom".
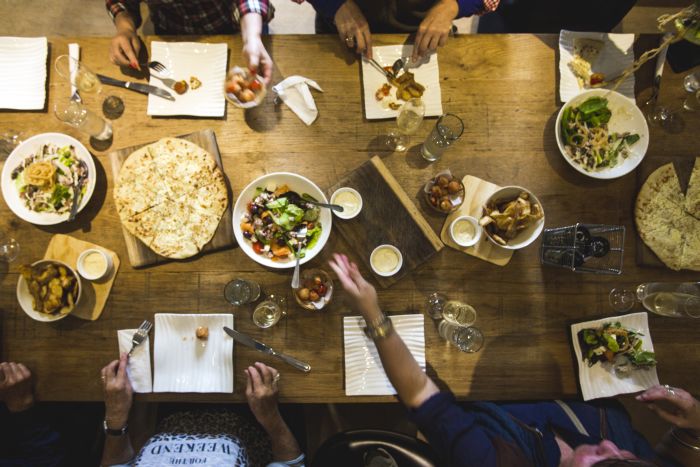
{"left": 561, "top": 97, "right": 640, "bottom": 171}
{"left": 240, "top": 184, "right": 322, "bottom": 261}
{"left": 10, "top": 143, "right": 88, "bottom": 214}
{"left": 578, "top": 321, "right": 656, "bottom": 372}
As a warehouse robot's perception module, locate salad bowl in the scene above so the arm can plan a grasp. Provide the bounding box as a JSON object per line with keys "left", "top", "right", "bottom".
{"left": 232, "top": 172, "right": 333, "bottom": 269}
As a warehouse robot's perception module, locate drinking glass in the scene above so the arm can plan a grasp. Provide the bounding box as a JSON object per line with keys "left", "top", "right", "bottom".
{"left": 438, "top": 320, "right": 484, "bottom": 353}
{"left": 54, "top": 99, "right": 113, "bottom": 141}
{"left": 440, "top": 300, "right": 477, "bottom": 327}
{"left": 682, "top": 90, "right": 700, "bottom": 112}
{"left": 421, "top": 114, "right": 464, "bottom": 162}
{"left": 684, "top": 71, "right": 700, "bottom": 93}
{"left": 609, "top": 282, "right": 700, "bottom": 318}
{"left": 425, "top": 292, "right": 447, "bottom": 320}
{"left": 224, "top": 279, "right": 261, "bottom": 306}
{"left": 55, "top": 55, "right": 124, "bottom": 119}
{"left": 647, "top": 104, "right": 684, "bottom": 133}
{"left": 0, "top": 233, "right": 20, "bottom": 262}
{"left": 387, "top": 98, "right": 425, "bottom": 152}
{"left": 252, "top": 293, "right": 287, "bottom": 328}
{"left": 0, "top": 130, "right": 23, "bottom": 160}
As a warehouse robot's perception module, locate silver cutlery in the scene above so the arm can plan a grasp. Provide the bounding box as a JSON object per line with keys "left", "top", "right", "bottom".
{"left": 67, "top": 182, "right": 80, "bottom": 222}
{"left": 643, "top": 33, "right": 671, "bottom": 117}
{"left": 96, "top": 74, "right": 175, "bottom": 101}
{"left": 147, "top": 60, "right": 177, "bottom": 90}
{"left": 128, "top": 320, "right": 153, "bottom": 356}
{"left": 291, "top": 238, "right": 303, "bottom": 290}
{"left": 391, "top": 56, "right": 409, "bottom": 76}
{"left": 282, "top": 191, "right": 344, "bottom": 213}
{"left": 223, "top": 326, "right": 311, "bottom": 372}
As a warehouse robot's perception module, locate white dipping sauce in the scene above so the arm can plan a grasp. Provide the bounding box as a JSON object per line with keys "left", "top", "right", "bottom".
{"left": 452, "top": 219, "right": 475, "bottom": 243}
{"left": 82, "top": 251, "right": 107, "bottom": 276}
{"left": 372, "top": 247, "right": 399, "bottom": 273}
{"left": 334, "top": 190, "right": 360, "bottom": 215}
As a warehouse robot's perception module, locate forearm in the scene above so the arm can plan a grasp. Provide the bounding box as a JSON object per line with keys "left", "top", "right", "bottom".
{"left": 101, "top": 435, "right": 135, "bottom": 467}
{"left": 240, "top": 13, "right": 263, "bottom": 44}
{"left": 106, "top": 0, "right": 142, "bottom": 29}
{"left": 262, "top": 415, "right": 303, "bottom": 462}
{"left": 114, "top": 12, "right": 137, "bottom": 33}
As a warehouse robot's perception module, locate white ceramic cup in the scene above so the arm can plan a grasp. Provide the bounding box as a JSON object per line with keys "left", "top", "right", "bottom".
{"left": 370, "top": 244, "right": 403, "bottom": 277}
{"left": 449, "top": 215, "right": 481, "bottom": 247}
{"left": 77, "top": 248, "right": 113, "bottom": 281}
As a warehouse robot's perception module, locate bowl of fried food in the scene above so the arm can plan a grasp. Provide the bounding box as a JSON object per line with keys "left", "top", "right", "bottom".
{"left": 294, "top": 268, "right": 333, "bottom": 311}
{"left": 424, "top": 171, "right": 464, "bottom": 214}
{"left": 479, "top": 187, "right": 545, "bottom": 250}
{"left": 17, "top": 260, "right": 81, "bottom": 322}
{"left": 224, "top": 66, "right": 266, "bottom": 109}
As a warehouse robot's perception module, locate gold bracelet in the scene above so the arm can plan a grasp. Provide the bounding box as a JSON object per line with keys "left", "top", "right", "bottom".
{"left": 364, "top": 313, "right": 394, "bottom": 340}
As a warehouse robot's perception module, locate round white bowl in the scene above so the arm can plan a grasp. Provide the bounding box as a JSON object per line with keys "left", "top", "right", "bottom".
{"left": 17, "top": 259, "right": 82, "bottom": 322}
{"left": 482, "top": 186, "right": 545, "bottom": 250}
{"left": 370, "top": 244, "right": 403, "bottom": 277}
{"left": 330, "top": 187, "right": 363, "bottom": 220}
{"left": 555, "top": 89, "right": 649, "bottom": 180}
{"left": 450, "top": 215, "right": 481, "bottom": 248}
{"left": 224, "top": 66, "right": 266, "bottom": 109}
{"left": 232, "top": 172, "right": 333, "bottom": 269}
{"left": 77, "top": 248, "right": 113, "bottom": 281}
{"left": 1, "top": 132, "right": 96, "bottom": 225}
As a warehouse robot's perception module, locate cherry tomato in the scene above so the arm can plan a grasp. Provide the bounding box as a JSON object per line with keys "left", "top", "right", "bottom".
{"left": 317, "top": 284, "right": 327, "bottom": 296}
{"left": 252, "top": 242, "right": 264, "bottom": 254}
{"left": 249, "top": 80, "right": 262, "bottom": 92}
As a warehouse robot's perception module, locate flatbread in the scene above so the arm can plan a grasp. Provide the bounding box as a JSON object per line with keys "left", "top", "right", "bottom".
{"left": 684, "top": 157, "right": 700, "bottom": 219}
{"left": 113, "top": 137, "right": 229, "bottom": 259}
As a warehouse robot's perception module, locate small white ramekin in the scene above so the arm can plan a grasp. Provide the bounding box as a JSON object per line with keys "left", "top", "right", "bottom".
{"left": 449, "top": 215, "right": 482, "bottom": 248}
{"left": 77, "top": 248, "right": 113, "bottom": 281}
{"left": 370, "top": 244, "right": 403, "bottom": 277}
{"left": 330, "top": 187, "right": 363, "bottom": 220}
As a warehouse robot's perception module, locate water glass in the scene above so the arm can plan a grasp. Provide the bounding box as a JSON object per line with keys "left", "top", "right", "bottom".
{"left": 683, "top": 90, "right": 700, "bottom": 112}
{"left": 684, "top": 71, "right": 700, "bottom": 93}
{"left": 0, "top": 130, "right": 23, "bottom": 160}
{"left": 0, "top": 233, "right": 20, "bottom": 262}
{"left": 54, "top": 99, "right": 113, "bottom": 141}
{"left": 438, "top": 320, "right": 484, "bottom": 353}
{"left": 387, "top": 98, "right": 425, "bottom": 152}
{"left": 441, "top": 300, "right": 477, "bottom": 327}
{"left": 425, "top": 292, "right": 447, "bottom": 320}
{"left": 224, "top": 278, "right": 261, "bottom": 306}
{"left": 421, "top": 114, "right": 464, "bottom": 162}
{"left": 252, "top": 293, "right": 287, "bottom": 328}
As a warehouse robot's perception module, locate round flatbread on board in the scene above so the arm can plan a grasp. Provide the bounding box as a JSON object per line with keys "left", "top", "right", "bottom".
{"left": 113, "top": 137, "right": 228, "bottom": 259}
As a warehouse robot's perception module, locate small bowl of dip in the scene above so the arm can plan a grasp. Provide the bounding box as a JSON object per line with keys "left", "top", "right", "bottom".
{"left": 77, "top": 248, "right": 113, "bottom": 281}
{"left": 449, "top": 215, "right": 481, "bottom": 248}
{"left": 330, "top": 187, "right": 363, "bottom": 220}
{"left": 370, "top": 244, "right": 403, "bottom": 277}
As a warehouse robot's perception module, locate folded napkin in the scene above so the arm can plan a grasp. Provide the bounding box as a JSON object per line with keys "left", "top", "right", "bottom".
{"left": 343, "top": 314, "right": 425, "bottom": 396}
{"left": 117, "top": 329, "right": 153, "bottom": 393}
{"left": 272, "top": 76, "right": 323, "bottom": 125}
{"left": 68, "top": 43, "right": 79, "bottom": 99}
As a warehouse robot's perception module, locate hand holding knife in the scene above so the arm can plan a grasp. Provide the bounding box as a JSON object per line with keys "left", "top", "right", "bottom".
{"left": 223, "top": 327, "right": 311, "bottom": 373}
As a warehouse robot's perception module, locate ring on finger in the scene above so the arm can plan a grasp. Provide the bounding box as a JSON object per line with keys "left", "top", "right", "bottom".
{"left": 273, "top": 373, "right": 281, "bottom": 384}
{"left": 664, "top": 384, "right": 676, "bottom": 396}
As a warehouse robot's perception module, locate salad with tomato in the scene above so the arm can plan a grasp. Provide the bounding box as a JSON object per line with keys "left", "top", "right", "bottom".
{"left": 240, "top": 184, "right": 322, "bottom": 261}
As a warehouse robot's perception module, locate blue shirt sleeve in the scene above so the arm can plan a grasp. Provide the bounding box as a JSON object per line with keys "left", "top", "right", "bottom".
{"left": 456, "top": 0, "right": 487, "bottom": 17}
{"left": 305, "top": 0, "right": 346, "bottom": 22}
{"left": 408, "top": 392, "right": 498, "bottom": 467}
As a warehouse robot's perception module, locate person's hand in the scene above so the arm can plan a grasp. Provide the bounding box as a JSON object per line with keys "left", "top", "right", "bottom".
{"left": 412, "top": 0, "right": 458, "bottom": 61}
{"left": 334, "top": 0, "right": 372, "bottom": 58}
{"left": 245, "top": 362, "right": 282, "bottom": 430}
{"left": 101, "top": 353, "right": 133, "bottom": 429}
{"left": 0, "top": 362, "right": 34, "bottom": 413}
{"left": 636, "top": 384, "right": 700, "bottom": 432}
{"left": 328, "top": 253, "right": 381, "bottom": 321}
{"left": 243, "top": 36, "right": 273, "bottom": 85}
{"left": 110, "top": 29, "right": 141, "bottom": 70}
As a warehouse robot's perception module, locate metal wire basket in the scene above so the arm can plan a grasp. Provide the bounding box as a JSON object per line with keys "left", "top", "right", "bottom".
{"left": 539, "top": 223, "right": 625, "bottom": 275}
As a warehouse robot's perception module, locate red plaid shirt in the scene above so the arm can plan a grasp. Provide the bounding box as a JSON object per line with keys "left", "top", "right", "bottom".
{"left": 106, "top": 0, "right": 273, "bottom": 34}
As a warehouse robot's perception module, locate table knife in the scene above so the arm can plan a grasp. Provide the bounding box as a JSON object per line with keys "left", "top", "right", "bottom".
{"left": 223, "top": 326, "right": 311, "bottom": 372}
{"left": 96, "top": 74, "right": 175, "bottom": 101}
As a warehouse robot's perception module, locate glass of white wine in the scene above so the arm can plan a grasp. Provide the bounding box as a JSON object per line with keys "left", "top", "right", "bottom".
{"left": 387, "top": 98, "right": 425, "bottom": 152}
{"left": 252, "top": 293, "right": 287, "bottom": 328}
{"left": 55, "top": 55, "right": 124, "bottom": 119}
{"left": 609, "top": 283, "right": 700, "bottom": 318}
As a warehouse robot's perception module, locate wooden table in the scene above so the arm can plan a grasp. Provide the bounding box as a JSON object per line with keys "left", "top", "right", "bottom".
{"left": 1, "top": 34, "right": 698, "bottom": 403}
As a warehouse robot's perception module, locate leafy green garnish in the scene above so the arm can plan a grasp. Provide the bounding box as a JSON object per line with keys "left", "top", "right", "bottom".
{"left": 50, "top": 184, "right": 71, "bottom": 209}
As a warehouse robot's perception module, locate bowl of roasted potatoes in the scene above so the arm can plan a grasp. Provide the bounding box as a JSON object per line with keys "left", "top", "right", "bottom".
{"left": 479, "top": 186, "right": 545, "bottom": 250}
{"left": 17, "top": 260, "right": 81, "bottom": 322}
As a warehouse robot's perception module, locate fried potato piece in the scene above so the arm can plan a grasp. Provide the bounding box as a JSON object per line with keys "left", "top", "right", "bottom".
{"left": 480, "top": 192, "right": 543, "bottom": 245}
{"left": 20, "top": 262, "right": 78, "bottom": 315}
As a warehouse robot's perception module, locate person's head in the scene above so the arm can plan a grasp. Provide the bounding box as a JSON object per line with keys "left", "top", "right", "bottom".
{"left": 561, "top": 440, "right": 656, "bottom": 467}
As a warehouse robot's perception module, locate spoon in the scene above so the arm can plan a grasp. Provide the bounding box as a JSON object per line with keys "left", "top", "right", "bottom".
{"left": 283, "top": 191, "right": 344, "bottom": 213}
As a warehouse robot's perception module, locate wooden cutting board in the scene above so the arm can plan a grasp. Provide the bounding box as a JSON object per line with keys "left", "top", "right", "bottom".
{"left": 327, "top": 156, "right": 443, "bottom": 288}
{"left": 107, "top": 129, "right": 234, "bottom": 268}
{"left": 635, "top": 157, "right": 696, "bottom": 268}
{"left": 440, "top": 175, "right": 513, "bottom": 266}
{"left": 43, "top": 234, "right": 119, "bottom": 321}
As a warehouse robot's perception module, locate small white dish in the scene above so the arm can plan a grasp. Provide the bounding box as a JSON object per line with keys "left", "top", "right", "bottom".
{"left": 450, "top": 215, "right": 481, "bottom": 247}
{"left": 370, "top": 244, "right": 403, "bottom": 277}
{"left": 482, "top": 186, "right": 545, "bottom": 251}
{"left": 17, "top": 259, "right": 81, "bottom": 322}
{"left": 224, "top": 66, "right": 267, "bottom": 109}
{"left": 77, "top": 248, "right": 113, "bottom": 281}
{"left": 331, "top": 187, "right": 363, "bottom": 220}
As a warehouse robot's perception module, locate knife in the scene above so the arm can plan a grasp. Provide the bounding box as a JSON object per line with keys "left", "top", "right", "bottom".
{"left": 223, "top": 326, "right": 311, "bottom": 373}
{"left": 96, "top": 74, "right": 175, "bottom": 101}
{"left": 649, "top": 33, "right": 672, "bottom": 106}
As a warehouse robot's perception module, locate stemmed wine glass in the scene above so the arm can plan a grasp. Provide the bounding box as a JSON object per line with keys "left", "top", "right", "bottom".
{"left": 54, "top": 55, "right": 124, "bottom": 119}
{"left": 387, "top": 98, "right": 425, "bottom": 152}
{"left": 0, "top": 232, "right": 20, "bottom": 262}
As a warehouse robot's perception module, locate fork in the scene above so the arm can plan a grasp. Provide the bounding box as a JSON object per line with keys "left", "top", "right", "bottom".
{"left": 128, "top": 320, "right": 153, "bottom": 356}
{"left": 147, "top": 61, "right": 177, "bottom": 89}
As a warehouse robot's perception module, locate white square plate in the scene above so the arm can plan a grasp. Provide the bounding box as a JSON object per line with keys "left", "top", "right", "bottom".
{"left": 559, "top": 30, "right": 635, "bottom": 102}
{"left": 361, "top": 45, "right": 442, "bottom": 120}
{"left": 571, "top": 312, "right": 659, "bottom": 401}
{"left": 153, "top": 313, "right": 234, "bottom": 393}
{"left": 0, "top": 37, "right": 48, "bottom": 109}
{"left": 147, "top": 41, "right": 228, "bottom": 117}
{"left": 344, "top": 314, "right": 425, "bottom": 396}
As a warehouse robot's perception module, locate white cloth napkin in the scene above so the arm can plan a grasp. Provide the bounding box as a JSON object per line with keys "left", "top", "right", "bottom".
{"left": 117, "top": 329, "right": 153, "bottom": 393}
{"left": 68, "top": 43, "right": 79, "bottom": 99}
{"left": 272, "top": 76, "right": 323, "bottom": 125}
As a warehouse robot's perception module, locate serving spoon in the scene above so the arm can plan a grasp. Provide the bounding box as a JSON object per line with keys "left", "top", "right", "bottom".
{"left": 283, "top": 191, "right": 344, "bottom": 213}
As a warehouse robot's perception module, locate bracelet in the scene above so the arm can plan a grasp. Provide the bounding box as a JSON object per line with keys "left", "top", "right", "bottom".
{"left": 103, "top": 419, "right": 128, "bottom": 437}
{"left": 671, "top": 428, "right": 700, "bottom": 451}
{"left": 364, "top": 313, "right": 394, "bottom": 340}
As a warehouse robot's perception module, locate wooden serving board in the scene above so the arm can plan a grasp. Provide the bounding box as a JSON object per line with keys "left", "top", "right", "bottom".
{"left": 107, "top": 129, "right": 234, "bottom": 268}
{"left": 43, "top": 234, "right": 120, "bottom": 321}
{"left": 440, "top": 175, "right": 513, "bottom": 266}
{"left": 327, "top": 156, "right": 443, "bottom": 288}
{"left": 635, "top": 156, "right": 696, "bottom": 268}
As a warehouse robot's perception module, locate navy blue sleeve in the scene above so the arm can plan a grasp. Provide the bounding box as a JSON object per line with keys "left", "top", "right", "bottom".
{"left": 305, "top": 0, "right": 346, "bottom": 22}
{"left": 408, "top": 392, "right": 498, "bottom": 467}
{"left": 457, "top": 0, "right": 488, "bottom": 17}
{"left": 0, "top": 406, "right": 64, "bottom": 466}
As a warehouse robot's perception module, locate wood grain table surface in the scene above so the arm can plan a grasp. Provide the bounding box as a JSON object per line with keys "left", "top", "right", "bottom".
{"left": 1, "top": 34, "right": 698, "bottom": 403}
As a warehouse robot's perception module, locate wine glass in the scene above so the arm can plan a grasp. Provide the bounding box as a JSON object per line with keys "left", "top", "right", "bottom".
{"left": 684, "top": 71, "right": 700, "bottom": 93}
{"left": 682, "top": 90, "right": 700, "bottom": 112}
{"left": 54, "top": 55, "right": 124, "bottom": 119}
{"left": 387, "top": 98, "right": 425, "bottom": 152}
{"left": 609, "top": 288, "right": 636, "bottom": 313}
{"left": 438, "top": 320, "right": 484, "bottom": 353}
{"left": 0, "top": 130, "right": 23, "bottom": 160}
{"left": 0, "top": 233, "right": 20, "bottom": 262}
{"left": 646, "top": 104, "right": 684, "bottom": 133}
{"left": 425, "top": 292, "right": 447, "bottom": 320}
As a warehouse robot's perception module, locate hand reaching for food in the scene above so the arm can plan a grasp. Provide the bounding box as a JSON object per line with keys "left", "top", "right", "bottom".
{"left": 245, "top": 362, "right": 281, "bottom": 431}
{"left": 328, "top": 253, "right": 381, "bottom": 321}
{"left": 334, "top": 0, "right": 372, "bottom": 58}
{"left": 241, "top": 13, "right": 272, "bottom": 85}
{"left": 636, "top": 385, "right": 700, "bottom": 432}
{"left": 412, "top": 0, "right": 458, "bottom": 61}
{"left": 0, "top": 362, "right": 34, "bottom": 413}
{"left": 110, "top": 14, "right": 141, "bottom": 70}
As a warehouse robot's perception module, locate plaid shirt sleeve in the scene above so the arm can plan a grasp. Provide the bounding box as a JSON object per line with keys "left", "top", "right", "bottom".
{"left": 232, "top": 0, "right": 274, "bottom": 25}
{"left": 457, "top": 0, "right": 500, "bottom": 17}
{"left": 105, "top": 0, "right": 143, "bottom": 28}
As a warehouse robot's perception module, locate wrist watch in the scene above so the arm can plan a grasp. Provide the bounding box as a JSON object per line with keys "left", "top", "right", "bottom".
{"left": 103, "top": 419, "right": 128, "bottom": 436}
{"left": 364, "top": 313, "right": 394, "bottom": 340}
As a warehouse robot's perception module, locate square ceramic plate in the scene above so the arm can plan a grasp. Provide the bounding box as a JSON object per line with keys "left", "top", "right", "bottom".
{"left": 559, "top": 30, "right": 635, "bottom": 102}
{"left": 361, "top": 45, "right": 442, "bottom": 120}
{"left": 0, "top": 37, "right": 48, "bottom": 109}
{"left": 344, "top": 314, "right": 425, "bottom": 396}
{"left": 571, "top": 312, "right": 659, "bottom": 401}
{"left": 147, "top": 41, "right": 228, "bottom": 117}
{"left": 153, "top": 313, "right": 234, "bottom": 393}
